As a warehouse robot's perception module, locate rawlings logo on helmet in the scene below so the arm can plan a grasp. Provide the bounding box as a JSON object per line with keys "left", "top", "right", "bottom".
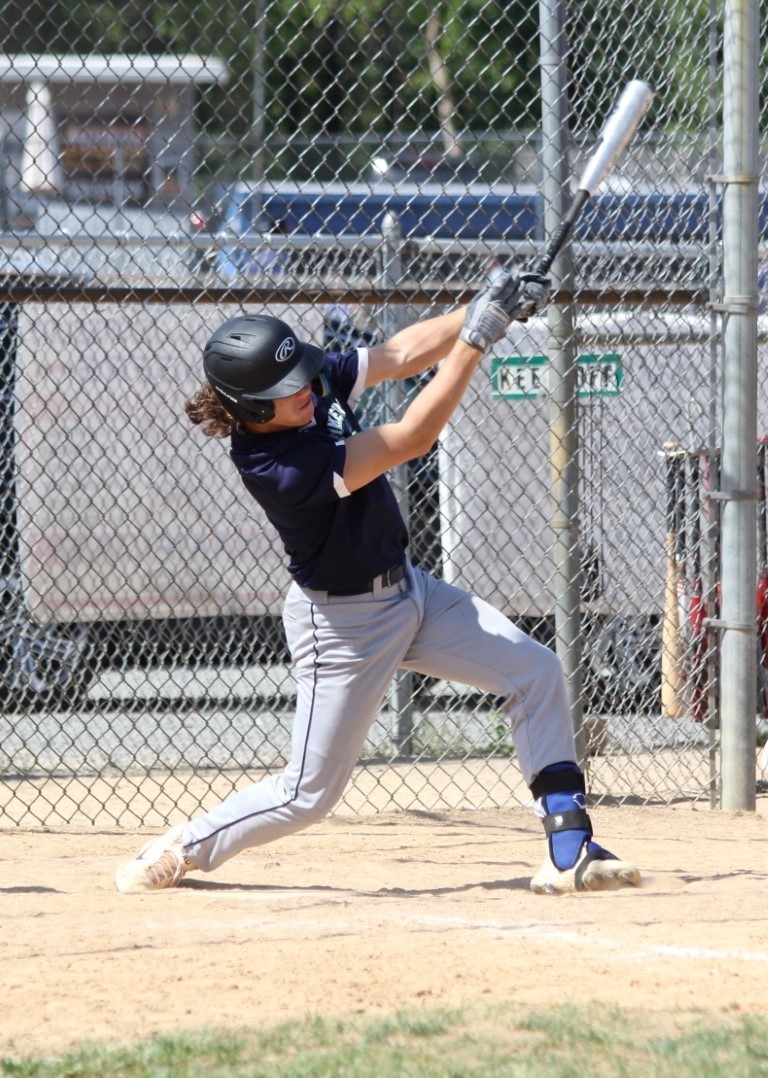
{"left": 275, "top": 336, "right": 296, "bottom": 363}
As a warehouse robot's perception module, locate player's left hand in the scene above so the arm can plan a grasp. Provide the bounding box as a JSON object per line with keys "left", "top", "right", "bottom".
{"left": 459, "top": 273, "right": 519, "bottom": 353}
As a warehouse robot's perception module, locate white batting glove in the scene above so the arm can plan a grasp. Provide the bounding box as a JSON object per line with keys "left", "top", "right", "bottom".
{"left": 459, "top": 272, "right": 521, "bottom": 353}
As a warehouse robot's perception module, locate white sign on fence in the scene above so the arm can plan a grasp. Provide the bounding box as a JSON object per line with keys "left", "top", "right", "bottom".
{"left": 491, "top": 354, "right": 623, "bottom": 399}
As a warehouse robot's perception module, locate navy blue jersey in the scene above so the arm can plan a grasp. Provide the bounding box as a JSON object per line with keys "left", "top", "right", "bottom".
{"left": 229, "top": 349, "right": 408, "bottom": 591}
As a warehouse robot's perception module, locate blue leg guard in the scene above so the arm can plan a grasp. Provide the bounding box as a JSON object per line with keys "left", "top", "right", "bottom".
{"left": 530, "top": 762, "right": 594, "bottom": 871}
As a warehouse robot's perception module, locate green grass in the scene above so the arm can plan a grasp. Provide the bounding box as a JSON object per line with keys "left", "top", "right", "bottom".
{"left": 2, "top": 1004, "right": 768, "bottom": 1077}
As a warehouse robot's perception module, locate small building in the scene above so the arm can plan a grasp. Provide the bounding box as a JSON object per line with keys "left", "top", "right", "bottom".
{"left": 0, "top": 53, "right": 228, "bottom": 214}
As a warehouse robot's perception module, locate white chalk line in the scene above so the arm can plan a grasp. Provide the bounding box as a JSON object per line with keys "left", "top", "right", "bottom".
{"left": 411, "top": 913, "right": 768, "bottom": 963}
{"left": 140, "top": 898, "right": 768, "bottom": 967}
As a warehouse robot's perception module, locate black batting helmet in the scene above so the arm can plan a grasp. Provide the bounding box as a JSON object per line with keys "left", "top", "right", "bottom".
{"left": 203, "top": 313, "right": 327, "bottom": 424}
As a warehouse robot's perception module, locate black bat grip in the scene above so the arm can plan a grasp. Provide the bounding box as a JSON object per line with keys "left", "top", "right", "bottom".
{"left": 534, "top": 189, "right": 591, "bottom": 275}
{"left": 690, "top": 453, "right": 701, "bottom": 575}
{"left": 665, "top": 454, "right": 677, "bottom": 535}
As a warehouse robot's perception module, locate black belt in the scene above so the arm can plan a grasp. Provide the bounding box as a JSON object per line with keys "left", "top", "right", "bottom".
{"left": 327, "top": 562, "right": 407, "bottom": 596}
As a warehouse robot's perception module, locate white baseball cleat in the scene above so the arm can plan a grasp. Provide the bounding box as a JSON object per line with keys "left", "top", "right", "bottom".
{"left": 115, "top": 824, "right": 198, "bottom": 893}
{"left": 530, "top": 841, "right": 641, "bottom": 895}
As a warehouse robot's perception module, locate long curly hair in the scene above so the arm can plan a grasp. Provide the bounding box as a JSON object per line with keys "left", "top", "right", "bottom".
{"left": 184, "top": 383, "right": 239, "bottom": 438}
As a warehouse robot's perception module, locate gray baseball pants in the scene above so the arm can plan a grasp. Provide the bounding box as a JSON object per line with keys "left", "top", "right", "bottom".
{"left": 184, "top": 562, "right": 577, "bottom": 871}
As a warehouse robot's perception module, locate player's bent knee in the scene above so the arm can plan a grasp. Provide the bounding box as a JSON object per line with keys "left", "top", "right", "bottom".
{"left": 540, "top": 641, "right": 566, "bottom": 678}
{"left": 286, "top": 785, "right": 346, "bottom": 826}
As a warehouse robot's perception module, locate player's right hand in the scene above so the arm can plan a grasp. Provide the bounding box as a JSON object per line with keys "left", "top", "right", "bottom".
{"left": 513, "top": 271, "right": 552, "bottom": 322}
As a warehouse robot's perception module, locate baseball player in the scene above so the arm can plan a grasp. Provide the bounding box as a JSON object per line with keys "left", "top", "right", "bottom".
{"left": 115, "top": 271, "right": 641, "bottom": 896}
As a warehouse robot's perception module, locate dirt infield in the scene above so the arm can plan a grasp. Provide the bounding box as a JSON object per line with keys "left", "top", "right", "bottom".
{"left": 1, "top": 799, "right": 767, "bottom": 1059}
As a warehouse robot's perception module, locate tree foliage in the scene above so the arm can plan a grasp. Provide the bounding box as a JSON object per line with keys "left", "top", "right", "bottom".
{"left": 0, "top": 0, "right": 746, "bottom": 150}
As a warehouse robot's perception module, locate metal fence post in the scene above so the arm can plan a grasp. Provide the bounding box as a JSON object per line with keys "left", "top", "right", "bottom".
{"left": 719, "top": 0, "right": 760, "bottom": 811}
{"left": 380, "top": 211, "right": 415, "bottom": 755}
{"left": 538, "top": 0, "right": 586, "bottom": 763}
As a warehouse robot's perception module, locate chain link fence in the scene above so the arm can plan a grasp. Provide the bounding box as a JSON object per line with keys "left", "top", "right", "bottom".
{"left": 0, "top": 1, "right": 765, "bottom": 827}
